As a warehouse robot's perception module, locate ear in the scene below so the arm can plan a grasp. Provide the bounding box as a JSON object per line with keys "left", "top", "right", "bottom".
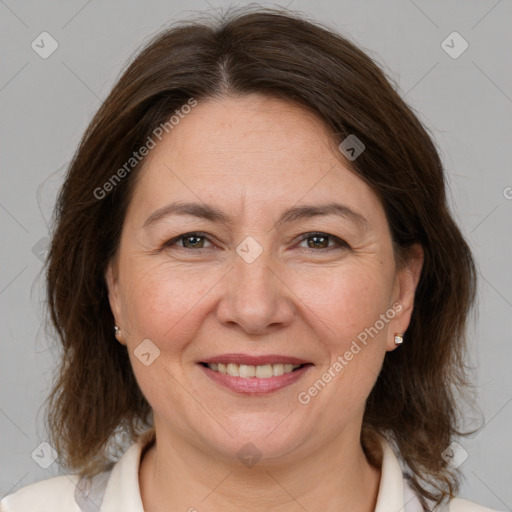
{"left": 386, "top": 243, "right": 424, "bottom": 352}
{"left": 105, "top": 260, "right": 126, "bottom": 345}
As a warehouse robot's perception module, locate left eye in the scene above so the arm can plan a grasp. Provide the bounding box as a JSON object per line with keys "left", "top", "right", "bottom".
{"left": 297, "top": 232, "right": 348, "bottom": 250}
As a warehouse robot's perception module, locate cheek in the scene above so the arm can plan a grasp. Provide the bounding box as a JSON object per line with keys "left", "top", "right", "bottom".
{"left": 294, "top": 260, "right": 394, "bottom": 343}
{"left": 118, "top": 260, "right": 222, "bottom": 344}
{"left": 294, "top": 261, "right": 393, "bottom": 398}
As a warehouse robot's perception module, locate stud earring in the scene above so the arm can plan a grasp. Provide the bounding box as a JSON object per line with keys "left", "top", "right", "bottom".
{"left": 114, "top": 324, "right": 126, "bottom": 346}
{"left": 394, "top": 333, "right": 404, "bottom": 345}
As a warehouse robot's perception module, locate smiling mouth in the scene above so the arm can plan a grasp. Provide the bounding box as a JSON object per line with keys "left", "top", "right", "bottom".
{"left": 199, "top": 362, "right": 310, "bottom": 379}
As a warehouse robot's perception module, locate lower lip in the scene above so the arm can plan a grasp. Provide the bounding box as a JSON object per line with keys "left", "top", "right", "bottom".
{"left": 198, "top": 364, "right": 313, "bottom": 394}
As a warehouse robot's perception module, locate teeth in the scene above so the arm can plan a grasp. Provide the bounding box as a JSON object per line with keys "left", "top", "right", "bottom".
{"left": 273, "top": 364, "right": 284, "bottom": 376}
{"left": 226, "top": 363, "right": 239, "bottom": 376}
{"left": 206, "top": 362, "right": 301, "bottom": 378}
{"left": 239, "top": 364, "right": 256, "bottom": 378}
{"left": 256, "top": 364, "right": 273, "bottom": 378}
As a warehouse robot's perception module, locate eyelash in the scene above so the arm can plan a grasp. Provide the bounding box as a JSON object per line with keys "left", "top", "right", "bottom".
{"left": 163, "top": 231, "right": 349, "bottom": 253}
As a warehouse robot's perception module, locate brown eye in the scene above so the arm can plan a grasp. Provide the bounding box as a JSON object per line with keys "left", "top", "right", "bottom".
{"left": 306, "top": 234, "right": 329, "bottom": 249}
{"left": 164, "top": 232, "right": 213, "bottom": 250}
{"left": 181, "top": 234, "right": 206, "bottom": 249}
{"left": 298, "top": 232, "right": 349, "bottom": 251}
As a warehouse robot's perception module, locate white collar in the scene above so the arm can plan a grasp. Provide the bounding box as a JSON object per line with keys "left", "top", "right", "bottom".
{"left": 80, "top": 429, "right": 422, "bottom": 511}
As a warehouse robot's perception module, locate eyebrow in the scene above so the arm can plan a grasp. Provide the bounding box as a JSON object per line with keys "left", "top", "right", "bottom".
{"left": 143, "top": 200, "right": 370, "bottom": 232}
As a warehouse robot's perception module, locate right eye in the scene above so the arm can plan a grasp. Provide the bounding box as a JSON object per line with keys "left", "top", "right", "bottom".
{"left": 163, "top": 232, "right": 214, "bottom": 251}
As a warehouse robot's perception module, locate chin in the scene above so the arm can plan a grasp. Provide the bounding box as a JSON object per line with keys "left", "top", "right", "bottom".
{"left": 193, "top": 420, "right": 312, "bottom": 467}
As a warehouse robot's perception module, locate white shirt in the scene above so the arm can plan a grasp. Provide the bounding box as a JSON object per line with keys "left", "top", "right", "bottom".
{"left": 1, "top": 430, "right": 499, "bottom": 511}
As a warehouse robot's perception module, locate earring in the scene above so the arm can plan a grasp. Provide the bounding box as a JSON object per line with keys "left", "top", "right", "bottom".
{"left": 394, "top": 333, "right": 404, "bottom": 345}
{"left": 114, "top": 324, "right": 126, "bottom": 346}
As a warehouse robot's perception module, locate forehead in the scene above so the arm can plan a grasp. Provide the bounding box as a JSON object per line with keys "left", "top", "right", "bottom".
{"left": 128, "top": 94, "right": 385, "bottom": 227}
{"left": 148, "top": 95, "right": 337, "bottom": 171}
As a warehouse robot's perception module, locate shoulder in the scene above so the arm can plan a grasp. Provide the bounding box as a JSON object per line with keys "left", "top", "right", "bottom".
{"left": 0, "top": 474, "right": 81, "bottom": 512}
{"left": 1, "top": 430, "right": 153, "bottom": 512}
{"left": 449, "top": 497, "right": 504, "bottom": 512}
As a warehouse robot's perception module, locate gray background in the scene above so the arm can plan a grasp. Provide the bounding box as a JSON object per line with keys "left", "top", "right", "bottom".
{"left": 1, "top": 0, "right": 511, "bottom": 509}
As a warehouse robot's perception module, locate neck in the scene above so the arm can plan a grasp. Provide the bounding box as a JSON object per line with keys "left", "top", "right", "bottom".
{"left": 139, "top": 423, "right": 382, "bottom": 512}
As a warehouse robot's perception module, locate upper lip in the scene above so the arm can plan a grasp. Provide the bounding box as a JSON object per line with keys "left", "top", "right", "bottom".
{"left": 200, "top": 354, "right": 312, "bottom": 366}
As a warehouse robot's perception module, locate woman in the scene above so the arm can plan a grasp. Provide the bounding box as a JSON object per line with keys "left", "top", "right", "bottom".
{"left": 1, "top": 7, "right": 498, "bottom": 512}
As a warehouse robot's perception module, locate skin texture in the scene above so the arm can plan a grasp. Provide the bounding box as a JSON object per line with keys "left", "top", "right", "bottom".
{"left": 106, "top": 93, "right": 424, "bottom": 512}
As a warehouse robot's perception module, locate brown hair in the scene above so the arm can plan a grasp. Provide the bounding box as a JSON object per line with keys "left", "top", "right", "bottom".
{"left": 45, "top": 6, "right": 478, "bottom": 508}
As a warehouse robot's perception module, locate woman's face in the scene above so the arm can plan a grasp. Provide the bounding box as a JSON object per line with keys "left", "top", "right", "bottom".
{"left": 106, "top": 94, "right": 422, "bottom": 464}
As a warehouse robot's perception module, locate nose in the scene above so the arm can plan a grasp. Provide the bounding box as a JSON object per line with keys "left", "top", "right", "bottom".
{"left": 216, "top": 247, "right": 295, "bottom": 335}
